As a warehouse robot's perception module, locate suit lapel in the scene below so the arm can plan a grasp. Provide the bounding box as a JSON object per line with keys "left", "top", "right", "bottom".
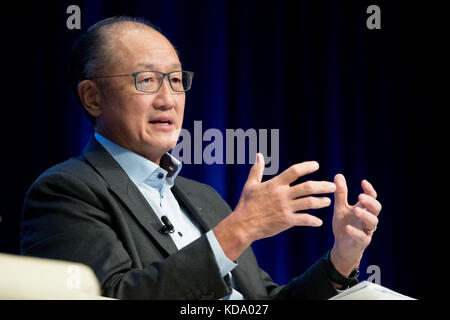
{"left": 82, "top": 136, "right": 178, "bottom": 256}
{"left": 172, "top": 183, "right": 215, "bottom": 233}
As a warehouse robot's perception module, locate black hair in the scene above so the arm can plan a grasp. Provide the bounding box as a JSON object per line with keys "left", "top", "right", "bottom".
{"left": 68, "top": 16, "right": 160, "bottom": 124}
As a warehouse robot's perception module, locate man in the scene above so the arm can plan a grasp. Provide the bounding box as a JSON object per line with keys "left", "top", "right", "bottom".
{"left": 21, "top": 16, "right": 381, "bottom": 299}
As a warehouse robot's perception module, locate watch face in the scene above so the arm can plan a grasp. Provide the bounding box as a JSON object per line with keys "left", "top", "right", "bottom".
{"left": 351, "top": 268, "right": 360, "bottom": 279}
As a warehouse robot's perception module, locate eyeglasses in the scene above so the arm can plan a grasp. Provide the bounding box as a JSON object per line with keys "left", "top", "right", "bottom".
{"left": 88, "top": 70, "right": 194, "bottom": 93}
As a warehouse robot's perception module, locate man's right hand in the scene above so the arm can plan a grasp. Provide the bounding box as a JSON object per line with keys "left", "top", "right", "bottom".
{"left": 213, "top": 153, "right": 336, "bottom": 261}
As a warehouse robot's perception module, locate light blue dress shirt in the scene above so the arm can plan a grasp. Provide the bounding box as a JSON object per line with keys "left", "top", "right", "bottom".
{"left": 94, "top": 132, "right": 243, "bottom": 299}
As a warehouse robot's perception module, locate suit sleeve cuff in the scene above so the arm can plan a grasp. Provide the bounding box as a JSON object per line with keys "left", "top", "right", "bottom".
{"left": 206, "top": 230, "right": 237, "bottom": 277}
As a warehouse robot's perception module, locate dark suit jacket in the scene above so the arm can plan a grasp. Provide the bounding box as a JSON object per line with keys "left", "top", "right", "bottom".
{"left": 20, "top": 137, "right": 338, "bottom": 299}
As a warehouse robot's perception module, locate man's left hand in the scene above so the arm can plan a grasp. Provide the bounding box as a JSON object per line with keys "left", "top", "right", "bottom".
{"left": 330, "top": 174, "right": 382, "bottom": 278}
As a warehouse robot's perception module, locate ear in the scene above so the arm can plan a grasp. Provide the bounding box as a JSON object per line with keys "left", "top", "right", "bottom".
{"left": 77, "top": 80, "right": 103, "bottom": 119}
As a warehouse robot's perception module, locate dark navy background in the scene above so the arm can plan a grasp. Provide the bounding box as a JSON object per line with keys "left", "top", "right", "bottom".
{"left": 1, "top": 0, "right": 442, "bottom": 299}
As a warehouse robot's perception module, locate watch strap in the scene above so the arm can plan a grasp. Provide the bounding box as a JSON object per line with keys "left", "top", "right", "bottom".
{"left": 323, "top": 250, "right": 359, "bottom": 289}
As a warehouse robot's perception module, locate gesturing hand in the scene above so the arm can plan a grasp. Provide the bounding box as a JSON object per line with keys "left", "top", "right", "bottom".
{"left": 214, "top": 153, "right": 336, "bottom": 261}
{"left": 330, "top": 174, "right": 382, "bottom": 276}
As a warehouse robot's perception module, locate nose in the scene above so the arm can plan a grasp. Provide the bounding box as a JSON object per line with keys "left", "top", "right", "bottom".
{"left": 153, "top": 76, "right": 176, "bottom": 110}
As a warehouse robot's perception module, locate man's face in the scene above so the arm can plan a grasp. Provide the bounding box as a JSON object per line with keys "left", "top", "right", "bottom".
{"left": 94, "top": 25, "right": 185, "bottom": 163}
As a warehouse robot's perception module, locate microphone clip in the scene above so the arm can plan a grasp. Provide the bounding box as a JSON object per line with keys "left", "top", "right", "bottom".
{"left": 160, "top": 215, "right": 175, "bottom": 234}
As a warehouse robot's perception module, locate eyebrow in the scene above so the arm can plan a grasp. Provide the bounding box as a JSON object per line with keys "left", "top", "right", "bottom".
{"left": 136, "top": 63, "right": 182, "bottom": 69}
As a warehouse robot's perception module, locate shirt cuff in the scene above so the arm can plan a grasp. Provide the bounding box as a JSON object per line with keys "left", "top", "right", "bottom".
{"left": 206, "top": 230, "right": 238, "bottom": 277}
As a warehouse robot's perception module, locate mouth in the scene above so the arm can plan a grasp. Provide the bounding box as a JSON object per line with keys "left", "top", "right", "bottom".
{"left": 148, "top": 117, "right": 175, "bottom": 130}
{"left": 149, "top": 120, "right": 172, "bottom": 125}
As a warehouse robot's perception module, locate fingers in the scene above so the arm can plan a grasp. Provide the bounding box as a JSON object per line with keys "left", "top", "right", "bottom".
{"left": 361, "top": 179, "right": 377, "bottom": 199}
{"left": 358, "top": 193, "right": 382, "bottom": 216}
{"left": 244, "top": 153, "right": 265, "bottom": 188}
{"left": 276, "top": 161, "right": 320, "bottom": 185}
{"left": 291, "top": 196, "right": 331, "bottom": 212}
{"left": 334, "top": 174, "right": 349, "bottom": 208}
{"left": 291, "top": 213, "right": 323, "bottom": 227}
{"left": 289, "top": 181, "right": 336, "bottom": 199}
{"left": 288, "top": 195, "right": 332, "bottom": 228}
{"left": 354, "top": 207, "right": 378, "bottom": 233}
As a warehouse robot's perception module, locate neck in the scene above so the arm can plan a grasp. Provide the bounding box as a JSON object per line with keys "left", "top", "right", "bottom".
{"left": 94, "top": 130, "right": 164, "bottom": 166}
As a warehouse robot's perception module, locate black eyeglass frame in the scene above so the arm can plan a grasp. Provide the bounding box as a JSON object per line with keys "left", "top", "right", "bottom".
{"left": 87, "top": 70, "right": 194, "bottom": 93}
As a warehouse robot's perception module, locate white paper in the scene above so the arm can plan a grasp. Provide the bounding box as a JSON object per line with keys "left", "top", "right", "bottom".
{"left": 329, "top": 281, "right": 416, "bottom": 300}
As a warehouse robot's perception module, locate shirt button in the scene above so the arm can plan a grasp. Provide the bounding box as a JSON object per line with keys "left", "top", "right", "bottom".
{"left": 157, "top": 173, "right": 164, "bottom": 179}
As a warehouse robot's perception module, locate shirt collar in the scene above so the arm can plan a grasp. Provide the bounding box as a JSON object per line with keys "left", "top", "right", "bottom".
{"left": 94, "top": 132, "right": 182, "bottom": 188}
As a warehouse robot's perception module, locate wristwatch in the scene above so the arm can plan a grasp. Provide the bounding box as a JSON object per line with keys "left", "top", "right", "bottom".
{"left": 323, "top": 250, "right": 359, "bottom": 289}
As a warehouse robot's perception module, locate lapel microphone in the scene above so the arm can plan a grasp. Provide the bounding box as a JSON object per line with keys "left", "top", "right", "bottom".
{"left": 160, "top": 215, "right": 175, "bottom": 234}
